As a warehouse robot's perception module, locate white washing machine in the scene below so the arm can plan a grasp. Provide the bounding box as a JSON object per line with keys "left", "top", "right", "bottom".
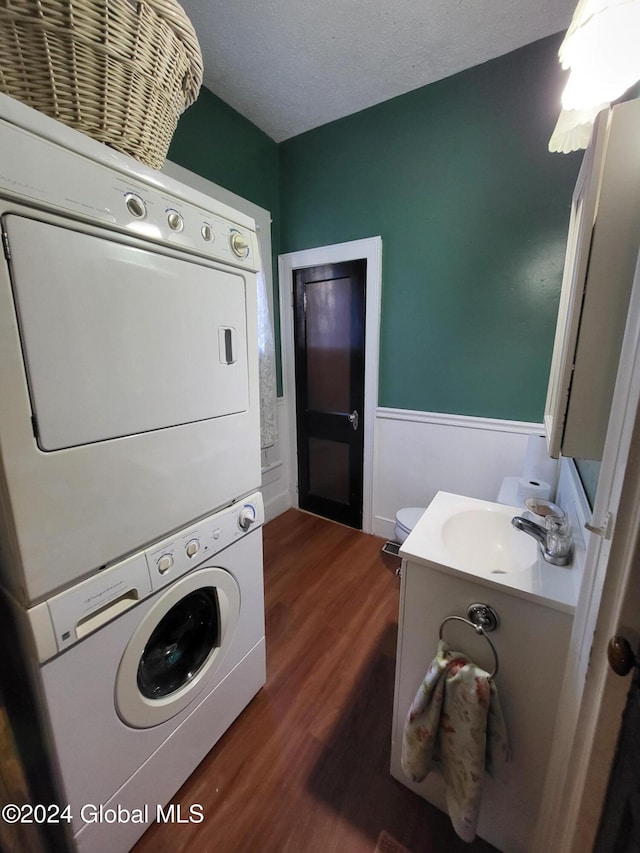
{"left": 22, "top": 493, "right": 266, "bottom": 853}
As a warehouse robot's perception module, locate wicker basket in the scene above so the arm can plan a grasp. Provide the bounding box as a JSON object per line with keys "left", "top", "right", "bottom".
{"left": 0, "top": 0, "right": 203, "bottom": 169}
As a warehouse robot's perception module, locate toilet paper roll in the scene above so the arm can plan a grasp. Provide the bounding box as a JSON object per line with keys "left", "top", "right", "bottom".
{"left": 517, "top": 478, "right": 552, "bottom": 503}
{"left": 522, "top": 434, "right": 559, "bottom": 491}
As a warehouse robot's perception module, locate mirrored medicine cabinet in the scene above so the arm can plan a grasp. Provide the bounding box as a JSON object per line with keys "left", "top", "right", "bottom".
{"left": 544, "top": 98, "right": 640, "bottom": 464}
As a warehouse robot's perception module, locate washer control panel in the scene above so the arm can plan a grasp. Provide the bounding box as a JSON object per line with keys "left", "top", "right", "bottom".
{"left": 145, "top": 493, "right": 264, "bottom": 591}
{"left": 29, "top": 492, "right": 264, "bottom": 663}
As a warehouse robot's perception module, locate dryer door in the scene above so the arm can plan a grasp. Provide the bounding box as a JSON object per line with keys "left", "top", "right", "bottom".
{"left": 115, "top": 567, "right": 240, "bottom": 728}
{"left": 4, "top": 214, "right": 250, "bottom": 451}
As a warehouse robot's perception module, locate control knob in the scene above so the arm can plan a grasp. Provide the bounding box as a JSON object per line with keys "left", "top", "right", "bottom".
{"left": 238, "top": 504, "right": 256, "bottom": 531}
{"left": 167, "top": 210, "right": 184, "bottom": 232}
{"left": 185, "top": 539, "right": 200, "bottom": 558}
{"left": 157, "top": 554, "right": 173, "bottom": 574}
{"left": 230, "top": 230, "right": 250, "bottom": 259}
{"left": 125, "top": 193, "right": 146, "bottom": 219}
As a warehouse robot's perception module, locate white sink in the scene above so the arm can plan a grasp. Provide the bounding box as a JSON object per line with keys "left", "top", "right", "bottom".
{"left": 399, "top": 491, "right": 539, "bottom": 579}
{"left": 441, "top": 507, "right": 538, "bottom": 574}
{"left": 398, "top": 490, "right": 581, "bottom": 612}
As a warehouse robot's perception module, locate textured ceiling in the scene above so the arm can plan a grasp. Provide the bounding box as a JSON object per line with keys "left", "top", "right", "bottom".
{"left": 179, "top": 0, "right": 577, "bottom": 142}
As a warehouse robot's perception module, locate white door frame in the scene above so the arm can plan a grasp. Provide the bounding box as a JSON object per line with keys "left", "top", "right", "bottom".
{"left": 278, "top": 237, "right": 382, "bottom": 533}
{"left": 534, "top": 249, "right": 640, "bottom": 851}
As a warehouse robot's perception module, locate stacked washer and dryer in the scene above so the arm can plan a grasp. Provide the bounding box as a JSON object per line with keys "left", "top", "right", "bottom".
{"left": 0, "top": 92, "right": 266, "bottom": 852}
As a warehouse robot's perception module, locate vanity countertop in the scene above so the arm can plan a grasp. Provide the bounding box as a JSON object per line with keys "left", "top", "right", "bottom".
{"left": 399, "top": 491, "right": 583, "bottom": 614}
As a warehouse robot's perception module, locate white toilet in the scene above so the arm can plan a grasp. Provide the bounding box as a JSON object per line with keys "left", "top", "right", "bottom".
{"left": 394, "top": 506, "right": 426, "bottom": 543}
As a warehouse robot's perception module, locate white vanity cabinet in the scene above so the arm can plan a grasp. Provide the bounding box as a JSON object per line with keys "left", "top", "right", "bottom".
{"left": 545, "top": 97, "right": 640, "bottom": 460}
{"left": 390, "top": 557, "right": 573, "bottom": 853}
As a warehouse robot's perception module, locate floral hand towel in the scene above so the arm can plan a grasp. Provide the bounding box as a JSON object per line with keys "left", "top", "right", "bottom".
{"left": 401, "top": 638, "right": 510, "bottom": 842}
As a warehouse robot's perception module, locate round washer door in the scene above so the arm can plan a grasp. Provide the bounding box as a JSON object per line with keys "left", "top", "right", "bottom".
{"left": 115, "top": 567, "right": 240, "bottom": 728}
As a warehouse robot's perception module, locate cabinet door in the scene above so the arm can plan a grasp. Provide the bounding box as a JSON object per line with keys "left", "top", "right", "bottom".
{"left": 545, "top": 99, "right": 640, "bottom": 461}
{"left": 544, "top": 111, "right": 608, "bottom": 458}
{"left": 561, "top": 100, "right": 640, "bottom": 460}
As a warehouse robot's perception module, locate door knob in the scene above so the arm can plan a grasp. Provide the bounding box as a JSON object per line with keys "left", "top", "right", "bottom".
{"left": 348, "top": 410, "right": 359, "bottom": 431}
{"left": 607, "top": 635, "right": 639, "bottom": 676}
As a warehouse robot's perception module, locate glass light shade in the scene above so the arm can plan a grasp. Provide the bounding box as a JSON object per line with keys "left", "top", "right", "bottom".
{"left": 559, "top": 0, "right": 640, "bottom": 109}
{"left": 548, "top": 105, "right": 606, "bottom": 153}
{"left": 550, "top": 0, "right": 640, "bottom": 152}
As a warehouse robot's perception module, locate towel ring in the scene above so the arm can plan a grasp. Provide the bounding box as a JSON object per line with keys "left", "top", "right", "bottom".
{"left": 438, "top": 615, "right": 500, "bottom": 681}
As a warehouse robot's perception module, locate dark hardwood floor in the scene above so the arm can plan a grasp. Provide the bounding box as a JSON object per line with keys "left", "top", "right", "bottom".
{"left": 133, "top": 510, "right": 497, "bottom": 853}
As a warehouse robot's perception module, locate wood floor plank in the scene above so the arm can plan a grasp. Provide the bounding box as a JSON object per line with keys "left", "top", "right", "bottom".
{"left": 133, "top": 510, "right": 498, "bottom": 853}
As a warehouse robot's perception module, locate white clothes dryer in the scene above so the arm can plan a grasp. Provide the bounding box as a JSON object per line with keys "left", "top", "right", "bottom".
{"left": 23, "top": 494, "right": 266, "bottom": 853}
{"left": 0, "top": 92, "right": 261, "bottom": 606}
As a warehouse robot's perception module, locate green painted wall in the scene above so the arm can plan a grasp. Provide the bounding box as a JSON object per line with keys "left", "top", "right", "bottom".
{"left": 169, "top": 86, "right": 279, "bottom": 216}
{"left": 168, "top": 84, "right": 280, "bottom": 298}
{"left": 169, "top": 87, "right": 282, "bottom": 390}
{"left": 279, "top": 35, "right": 582, "bottom": 422}
{"left": 168, "top": 38, "right": 582, "bottom": 422}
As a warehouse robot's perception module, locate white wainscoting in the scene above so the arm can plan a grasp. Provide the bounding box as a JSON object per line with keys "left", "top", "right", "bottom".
{"left": 261, "top": 402, "right": 546, "bottom": 538}
{"left": 260, "top": 398, "right": 292, "bottom": 523}
{"left": 372, "top": 408, "right": 544, "bottom": 540}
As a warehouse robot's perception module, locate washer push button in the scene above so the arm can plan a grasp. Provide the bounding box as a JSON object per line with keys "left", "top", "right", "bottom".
{"left": 157, "top": 553, "right": 173, "bottom": 574}
{"left": 185, "top": 539, "right": 200, "bottom": 558}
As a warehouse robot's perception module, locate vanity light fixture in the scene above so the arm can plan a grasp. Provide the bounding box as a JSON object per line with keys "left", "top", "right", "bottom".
{"left": 549, "top": 0, "right": 640, "bottom": 152}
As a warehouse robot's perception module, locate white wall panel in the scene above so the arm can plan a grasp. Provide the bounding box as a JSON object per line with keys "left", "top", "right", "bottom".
{"left": 373, "top": 408, "right": 543, "bottom": 539}
{"left": 261, "top": 399, "right": 292, "bottom": 522}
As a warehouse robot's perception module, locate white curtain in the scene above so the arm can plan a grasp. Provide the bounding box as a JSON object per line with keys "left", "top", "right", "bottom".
{"left": 256, "top": 255, "right": 278, "bottom": 449}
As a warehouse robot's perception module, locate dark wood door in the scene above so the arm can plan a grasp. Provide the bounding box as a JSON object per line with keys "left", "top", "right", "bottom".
{"left": 293, "top": 260, "right": 366, "bottom": 529}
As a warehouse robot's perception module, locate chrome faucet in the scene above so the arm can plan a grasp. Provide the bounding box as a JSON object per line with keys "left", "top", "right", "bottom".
{"left": 511, "top": 516, "right": 573, "bottom": 566}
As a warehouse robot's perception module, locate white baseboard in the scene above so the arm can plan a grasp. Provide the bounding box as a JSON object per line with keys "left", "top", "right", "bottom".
{"left": 263, "top": 489, "right": 291, "bottom": 524}
{"left": 373, "top": 516, "right": 396, "bottom": 541}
